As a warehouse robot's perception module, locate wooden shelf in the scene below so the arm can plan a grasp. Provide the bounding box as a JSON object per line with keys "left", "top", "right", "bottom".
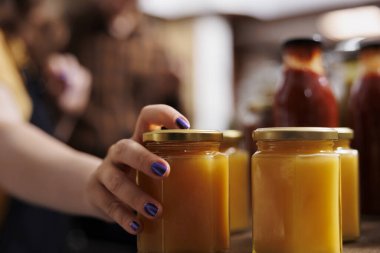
{"left": 230, "top": 218, "right": 380, "bottom": 253}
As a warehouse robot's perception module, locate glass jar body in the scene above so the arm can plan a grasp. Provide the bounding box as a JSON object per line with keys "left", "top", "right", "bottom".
{"left": 252, "top": 140, "right": 341, "bottom": 253}
{"left": 222, "top": 145, "right": 250, "bottom": 233}
{"left": 137, "top": 141, "right": 229, "bottom": 253}
{"left": 334, "top": 139, "right": 360, "bottom": 242}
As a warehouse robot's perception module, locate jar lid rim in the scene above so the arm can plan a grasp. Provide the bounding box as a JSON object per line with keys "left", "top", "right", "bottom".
{"left": 253, "top": 127, "right": 338, "bottom": 141}
{"left": 143, "top": 129, "right": 223, "bottom": 142}
{"left": 334, "top": 127, "right": 354, "bottom": 139}
{"left": 223, "top": 130, "right": 243, "bottom": 141}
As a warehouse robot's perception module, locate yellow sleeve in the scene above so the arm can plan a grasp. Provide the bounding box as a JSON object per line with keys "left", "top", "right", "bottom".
{"left": 0, "top": 30, "right": 32, "bottom": 121}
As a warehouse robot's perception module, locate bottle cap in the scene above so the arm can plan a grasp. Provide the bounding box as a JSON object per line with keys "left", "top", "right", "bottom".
{"left": 253, "top": 127, "right": 338, "bottom": 141}
{"left": 143, "top": 129, "right": 223, "bottom": 142}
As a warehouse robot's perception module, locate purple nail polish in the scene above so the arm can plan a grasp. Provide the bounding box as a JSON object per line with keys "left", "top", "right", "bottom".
{"left": 130, "top": 221, "right": 140, "bottom": 232}
{"left": 151, "top": 162, "right": 167, "bottom": 177}
{"left": 144, "top": 203, "right": 158, "bottom": 217}
{"left": 175, "top": 117, "right": 190, "bottom": 129}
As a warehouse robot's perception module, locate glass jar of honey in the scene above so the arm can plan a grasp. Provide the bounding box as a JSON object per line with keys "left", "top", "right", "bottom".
{"left": 138, "top": 129, "right": 229, "bottom": 253}
{"left": 252, "top": 127, "right": 341, "bottom": 253}
{"left": 273, "top": 37, "right": 339, "bottom": 127}
{"left": 334, "top": 128, "right": 360, "bottom": 242}
{"left": 220, "top": 130, "right": 250, "bottom": 233}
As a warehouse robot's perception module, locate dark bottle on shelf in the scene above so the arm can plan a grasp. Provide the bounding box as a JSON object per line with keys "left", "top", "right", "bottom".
{"left": 273, "top": 37, "right": 338, "bottom": 127}
{"left": 349, "top": 39, "right": 380, "bottom": 215}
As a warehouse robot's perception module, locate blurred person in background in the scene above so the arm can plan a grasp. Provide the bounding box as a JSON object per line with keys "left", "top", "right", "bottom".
{"left": 10, "top": 0, "right": 92, "bottom": 141}
{"left": 61, "top": 0, "right": 183, "bottom": 251}
{"left": 0, "top": 2, "right": 191, "bottom": 253}
{"left": 0, "top": 0, "right": 92, "bottom": 252}
{"left": 65, "top": 0, "right": 183, "bottom": 157}
{"left": 0, "top": 0, "right": 186, "bottom": 252}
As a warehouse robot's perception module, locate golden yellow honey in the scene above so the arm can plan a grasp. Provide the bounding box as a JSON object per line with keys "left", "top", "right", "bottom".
{"left": 138, "top": 130, "right": 229, "bottom": 253}
{"left": 334, "top": 128, "right": 360, "bottom": 242}
{"left": 252, "top": 127, "right": 341, "bottom": 253}
{"left": 221, "top": 130, "right": 250, "bottom": 233}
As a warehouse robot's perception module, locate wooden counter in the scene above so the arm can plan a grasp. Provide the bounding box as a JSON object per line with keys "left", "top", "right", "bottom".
{"left": 230, "top": 218, "right": 380, "bottom": 253}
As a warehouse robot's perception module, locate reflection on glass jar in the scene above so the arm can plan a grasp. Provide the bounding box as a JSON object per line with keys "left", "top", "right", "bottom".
{"left": 221, "top": 130, "right": 250, "bottom": 234}
{"left": 252, "top": 127, "right": 341, "bottom": 253}
{"left": 138, "top": 130, "right": 229, "bottom": 253}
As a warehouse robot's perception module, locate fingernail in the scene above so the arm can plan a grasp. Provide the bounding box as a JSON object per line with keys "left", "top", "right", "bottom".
{"left": 144, "top": 203, "right": 158, "bottom": 217}
{"left": 130, "top": 221, "right": 140, "bottom": 232}
{"left": 175, "top": 117, "right": 190, "bottom": 129}
{"left": 151, "top": 162, "right": 167, "bottom": 177}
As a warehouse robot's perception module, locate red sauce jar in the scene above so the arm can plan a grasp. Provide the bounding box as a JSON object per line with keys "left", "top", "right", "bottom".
{"left": 349, "top": 39, "right": 380, "bottom": 215}
{"left": 273, "top": 37, "right": 338, "bottom": 127}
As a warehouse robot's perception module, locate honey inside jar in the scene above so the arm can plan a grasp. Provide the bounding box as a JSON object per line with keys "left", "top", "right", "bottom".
{"left": 334, "top": 128, "right": 360, "bottom": 242}
{"left": 221, "top": 130, "right": 250, "bottom": 233}
{"left": 252, "top": 127, "right": 341, "bottom": 253}
{"left": 138, "top": 130, "right": 229, "bottom": 253}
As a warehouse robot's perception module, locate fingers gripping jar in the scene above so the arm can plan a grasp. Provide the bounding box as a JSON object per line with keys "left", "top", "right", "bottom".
{"left": 138, "top": 130, "right": 229, "bottom": 253}
{"left": 251, "top": 127, "right": 341, "bottom": 253}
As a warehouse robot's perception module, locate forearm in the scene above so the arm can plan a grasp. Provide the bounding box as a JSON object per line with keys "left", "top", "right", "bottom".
{"left": 0, "top": 121, "right": 103, "bottom": 219}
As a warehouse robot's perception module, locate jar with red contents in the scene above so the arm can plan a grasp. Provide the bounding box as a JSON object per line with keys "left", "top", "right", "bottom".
{"left": 349, "top": 39, "right": 380, "bottom": 215}
{"left": 273, "top": 37, "right": 338, "bottom": 127}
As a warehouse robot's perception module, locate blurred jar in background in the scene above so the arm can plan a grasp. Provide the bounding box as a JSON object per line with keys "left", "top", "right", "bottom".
{"left": 273, "top": 37, "right": 338, "bottom": 127}
{"left": 221, "top": 130, "right": 250, "bottom": 234}
{"left": 328, "top": 38, "right": 362, "bottom": 127}
{"left": 334, "top": 128, "right": 360, "bottom": 242}
{"left": 349, "top": 39, "right": 380, "bottom": 216}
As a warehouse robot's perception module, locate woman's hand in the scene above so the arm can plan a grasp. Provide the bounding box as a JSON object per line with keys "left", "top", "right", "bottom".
{"left": 85, "top": 105, "right": 190, "bottom": 234}
{"left": 44, "top": 53, "right": 92, "bottom": 117}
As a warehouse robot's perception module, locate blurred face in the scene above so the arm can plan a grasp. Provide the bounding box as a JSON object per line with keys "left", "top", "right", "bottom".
{"left": 18, "top": 2, "right": 69, "bottom": 66}
{"left": 0, "top": 0, "right": 15, "bottom": 27}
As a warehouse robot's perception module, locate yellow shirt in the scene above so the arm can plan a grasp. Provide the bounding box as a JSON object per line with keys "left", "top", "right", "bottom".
{"left": 0, "top": 30, "right": 32, "bottom": 120}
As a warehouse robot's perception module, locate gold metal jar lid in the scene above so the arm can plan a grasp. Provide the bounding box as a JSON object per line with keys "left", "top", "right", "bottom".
{"left": 143, "top": 129, "right": 223, "bottom": 142}
{"left": 335, "top": 127, "right": 354, "bottom": 140}
{"left": 252, "top": 127, "right": 338, "bottom": 141}
{"left": 223, "top": 130, "right": 243, "bottom": 142}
